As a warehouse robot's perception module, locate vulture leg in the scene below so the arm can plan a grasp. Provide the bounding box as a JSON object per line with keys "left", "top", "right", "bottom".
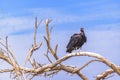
{"left": 79, "top": 47, "right": 82, "bottom": 52}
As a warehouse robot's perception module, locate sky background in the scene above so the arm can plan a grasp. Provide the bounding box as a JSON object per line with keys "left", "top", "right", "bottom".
{"left": 0, "top": 0, "right": 120, "bottom": 80}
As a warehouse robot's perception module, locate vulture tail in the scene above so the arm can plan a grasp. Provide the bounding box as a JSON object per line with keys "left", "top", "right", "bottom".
{"left": 66, "top": 48, "right": 72, "bottom": 53}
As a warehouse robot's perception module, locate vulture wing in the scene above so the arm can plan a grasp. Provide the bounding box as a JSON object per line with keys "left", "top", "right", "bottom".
{"left": 66, "top": 34, "right": 82, "bottom": 53}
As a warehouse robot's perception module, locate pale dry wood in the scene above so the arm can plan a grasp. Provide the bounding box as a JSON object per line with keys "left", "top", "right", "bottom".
{"left": 72, "top": 59, "right": 101, "bottom": 73}
{"left": 0, "top": 69, "right": 13, "bottom": 73}
{"left": 24, "top": 18, "right": 42, "bottom": 67}
{"left": 34, "top": 17, "right": 42, "bottom": 45}
{"left": 0, "top": 53, "right": 12, "bottom": 65}
{"left": 96, "top": 69, "right": 114, "bottom": 80}
{"left": 44, "top": 49, "right": 53, "bottom": 63}
{"left": 26, "top": 52, "right": 119, "bottom": 74}
{"left": 0, "top": 18, "right": 119, "bottom": 80}
{"left": 24, "top": 42, "right": 42, "bottom": 66}
{"left": 17, "top": 51, "right": 120, "bottom": 80}
{"left": 44, "top": 19, "right": 58, "bottom": 60}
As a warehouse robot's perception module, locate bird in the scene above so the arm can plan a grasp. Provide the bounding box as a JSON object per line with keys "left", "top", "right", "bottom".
{"left": 66, "top": 28, "right": 87, "bottom": 53}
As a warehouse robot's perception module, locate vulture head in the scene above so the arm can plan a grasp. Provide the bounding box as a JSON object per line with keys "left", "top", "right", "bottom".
{"left": 80, "top": 28, "right": 84, "bottom": 32}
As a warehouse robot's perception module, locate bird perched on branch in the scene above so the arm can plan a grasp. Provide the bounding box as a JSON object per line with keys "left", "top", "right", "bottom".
{"left": 66, "top": 28, "right": 87, "bottom": 53}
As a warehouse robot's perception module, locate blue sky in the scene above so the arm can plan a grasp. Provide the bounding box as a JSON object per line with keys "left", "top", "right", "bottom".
{"left": 0, "top": 0, "right": 120, "bottom": 80}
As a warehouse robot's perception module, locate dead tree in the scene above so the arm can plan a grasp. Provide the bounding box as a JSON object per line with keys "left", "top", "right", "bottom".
{"left": 0, "top": 17, "right": 120, "bottom": 80}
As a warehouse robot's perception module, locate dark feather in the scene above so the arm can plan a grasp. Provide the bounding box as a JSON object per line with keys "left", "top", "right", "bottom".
{"left": 66, "top": 28, "right": 87, "bottom": 53}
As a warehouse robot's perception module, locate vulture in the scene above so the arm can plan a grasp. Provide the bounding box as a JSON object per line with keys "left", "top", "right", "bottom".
{"left": 66, "top": 28, "right": 87, "bottom": 53}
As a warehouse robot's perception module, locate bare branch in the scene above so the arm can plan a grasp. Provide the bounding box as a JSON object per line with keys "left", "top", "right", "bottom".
{"left": 24, "top": 42, "right": 42, "bottom": 66}
{"left": 6, "top": 36, "right": 8, "bottom": 51}
{"left": 45, "top": 70, "right": 59, "bottom": 76}
{"left": 72, "top": 59, "right": 101, "bottom": 73}
{"left": 66, "top": 52, "right": 120, "bottom": 75}
{"left": 44, "top": 49, "right": 53, "bottom": 63}
{"left": 60, "top": 65, "right": 88, "bottom": 80}
{"left": 21, "top": 71, "right": 27, "bottom": 80}
{"left": 0, "top": 38, "right": 18, "bottom": 66}
{"left": 96, "top": 69, "right": 114, "bottom": 80}
{"left": 0, "top": 69, "right": 14, "bottom": 73}
{"left": 34, "top": 17, "right": 42, "bottom": 45}
{"left": 30, "top": 52, "right": 120, "bottom": 76}
{"left": 46, "top": 19, "right": 52, "bottom": 41}
{"left": 54, "top": 44, "right": 58, "bottom": 56}
{"left": 24, "top": 17, "right": 42, "bottom": 66}
{"left": 0, "top": 53, "right": 12, "bottom": 65}
{"left": 44, "top": 19, "right": 58, "bottom": 60}
{"left": 0, "top": 18, "right": 119, "bottom": 80}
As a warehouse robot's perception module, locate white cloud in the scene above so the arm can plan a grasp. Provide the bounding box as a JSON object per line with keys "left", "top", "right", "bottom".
{"left": 28, "top": 7, "right": 120, "bottom": 24}
{"left": 92, "top": 23, "right": 120, "bottom": 31}
{"left": 0, "top": 16, "right": 35, "bottom": 36}
{"left": 0, "top": 4, "right": 119, "bottom": 36}
{"left": 0, "top": 1, "right": 119, "bottom": 80}
{"left": 0, "top": 8, "right": 79, "bottom": 36}
{"left": 86, "top": 30, "right": 120, "bottom": 62}
{"left": 0, "top": 18, "right": 120, "bottom": 80}
{"left": 28, "top": 8, "right": 80, "bottom": 23}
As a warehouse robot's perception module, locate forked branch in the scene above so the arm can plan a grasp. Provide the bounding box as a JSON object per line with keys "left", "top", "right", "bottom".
{"left": 0, "top": 18, "right": 119, "bottom": 80}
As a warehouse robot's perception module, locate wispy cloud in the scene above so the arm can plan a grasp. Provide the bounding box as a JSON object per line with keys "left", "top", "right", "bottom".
{"left": 27, "top": 8, "right": 80, "bottom": 23}
{"left": 0, "top": 0, "right": 120, "bottom": 36}
{"left": 93, "top": 23, "right": 120, "bottom": 30}
{"left": 0, "top": 16, "right": 35, "bottom": 36}
{"left": 0, "top": 0, "right": 120, "bottom": 80}
{"left": 28, "top": 2, "right": 120, "bottom": 23}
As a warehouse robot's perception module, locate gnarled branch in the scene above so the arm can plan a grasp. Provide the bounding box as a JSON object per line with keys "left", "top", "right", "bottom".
{"left": 0, "top": 18, "right": 119, "bottom": 80}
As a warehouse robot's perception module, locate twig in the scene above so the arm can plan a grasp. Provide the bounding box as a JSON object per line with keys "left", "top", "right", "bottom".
{"left": 45, "top": 70, "right": 59, "bottom": 76}
{"left": 44, "top": 49, "right": 53, "bottom": 63}
{"left": 44, "top": 19, "right": 58, "bottom": 60}
{"left": 96, "top": 69, "right": 114, "bottom": 80}
{"left": 6, "top": 36, "right": 8, "bottom": 51}
{"left": 0, "top": 53, "right": 12, "bottom": 65}
{"left": 30, "top": 52, "right": 120, "bottom": 76}
{"left": 0, "top": 39, "right": 17, "bottom": 66}
{"left": 0, "top": 18, "right": 120, "bottom": 80}
{"left": 5, "top": 36, "right": 12, "bottom": 63}
{"left": 34, "top": 17, "right": 42, "bottom": 45}
{"left": 60, "top": 64, "right": 88, "bottom": 80}
{"left": 0, "top": 69, "right": 14, "bottom": 73}
{"left": 24, "top": 17, "right": 42, "bottom": 66}
{"left": 24, "top": 42, "right": 42, "bottom": 66}
{"left": 21, "top": 71, "right": 27, "bottom": 80}
{"left": 72, "top": 59, "right": 101, "bottom": 73}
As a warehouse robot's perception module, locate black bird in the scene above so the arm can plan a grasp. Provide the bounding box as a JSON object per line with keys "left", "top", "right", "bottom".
{"left": 66, "top": 28, "right": 87, "bottom": 53}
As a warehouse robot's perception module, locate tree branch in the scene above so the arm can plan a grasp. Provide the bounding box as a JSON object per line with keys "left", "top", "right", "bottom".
{"left": 96, "top": 69, "right": 114, "bottom": 80}
{"left": 0, "top": 18, "right": 119, "bottom": 80}
{"left": 44, "top": 19, "right": 58, "bottom": 60}
{"left": 72, "top": 59, "right": 101, "bottom": 73}
{"left": 24, "top": 18, "right": 42, "bottom": 67}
